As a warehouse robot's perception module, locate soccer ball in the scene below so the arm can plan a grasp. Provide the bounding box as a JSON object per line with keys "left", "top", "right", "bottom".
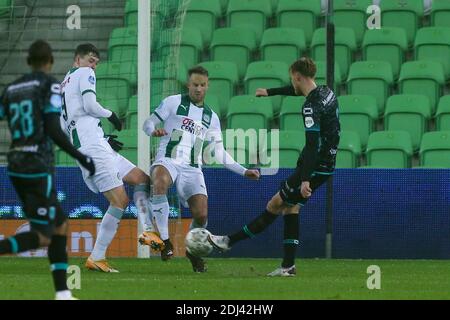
{"left": 185, "top": 228, "right": 213, "bottom": 257}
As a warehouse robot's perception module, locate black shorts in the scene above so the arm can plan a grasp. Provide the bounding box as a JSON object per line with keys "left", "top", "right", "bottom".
{"left": 9, "top": 174, "right": 66, "bottom": 238}
{"left": 279, "top": 170, "right": 331, "bottom": 207}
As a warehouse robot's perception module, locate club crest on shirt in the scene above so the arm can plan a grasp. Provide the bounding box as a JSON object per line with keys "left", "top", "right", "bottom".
{"left": 88, "top": 76, "right": 96, "bottom": 85}
{"left": 305, "top": 117, "right": 315, "bottom": 128}
{"left": 202, "top": 113, "right": 210, "bottom": 123}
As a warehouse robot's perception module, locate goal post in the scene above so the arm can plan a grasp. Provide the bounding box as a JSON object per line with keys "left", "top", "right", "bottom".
{"left": 136, "top": 0, "right": 151, "bottom": 258}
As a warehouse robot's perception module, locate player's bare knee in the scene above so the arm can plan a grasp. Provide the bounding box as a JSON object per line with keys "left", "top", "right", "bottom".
{"left": 110, "top": 193, "right": 129, "bottom": 210}
{"left": 125, "top": 168, "right": 150, "bottom": 186}
{"left": 266, "top": 194, "right": 284, "bottom": 214}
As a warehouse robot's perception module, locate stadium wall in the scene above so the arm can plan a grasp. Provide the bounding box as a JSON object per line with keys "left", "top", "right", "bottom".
{"left": 1, "top": 167, "right": 449, "bottom": 259}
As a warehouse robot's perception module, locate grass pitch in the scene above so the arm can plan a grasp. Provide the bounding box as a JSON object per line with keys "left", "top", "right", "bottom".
{"left": 0, "top": 257, "right": 449, "bottom": 300}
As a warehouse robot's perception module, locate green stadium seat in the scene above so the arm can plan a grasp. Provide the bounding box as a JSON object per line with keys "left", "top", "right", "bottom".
{"left": 159, "top": 27, "right": 203, "bottom": 69}
{"left": 151, "top": 60, "right": 187, "bottom": 96}
{"left": 96, "top": 62, "right": 137, "bottom": 118}
{"left": 96, "top": 62, "right": 137, "bottom": 117}
{"left": 276, "top": 0, "right": 322, "bottom": 46}
{"left": 333, "top": 0, "right": 372, "bottom": 46}
{"left": 366, "top": 131, "right": 413, "bottom": 168}
{"left": 227, "top": 0, "right": 272, "bottom": 44}
{"left": 347, "top": 61, "right": 394, "bottom": 115}
{"left": 114, "top": 127, "right": 138, "bottom": 155}
{"left": 150, "top": 93, "right": 164, "bottom": 113}
{"left": 337, "top": 95, "right": 378, "bottom": 149}
{"left": 108, "top": 27, "right": 137, "bottom": 63}
{"left": 384, "top": 94, "right": 431, "bottom": 151}
{"left": 204, "top": 94, "right": 222, "bottom": 119}
{"left": 380, "top": 0, "right": 424, "bottom": 46}
{"left": 314, "top": 61, "right": 342, "bottom": 90}
{"left": 125, "top": 0, "right": 138, "bottom": 26}
{"left": 398, "top": 61, "right": 445, "bottom": 114}
{"left": 227, "top": 95, "right": 273, "bottom": 131}
{"left": 311, "top": 27, "right": 357, "bottom": 80}
{"left": 0, "top": 0, "right": 11, "bottom": 18}
{"left": 431, "top": 0, "right": 450, "bottom": 28}
{"left": 128, "top": 95, "right": 137, "bottom": 113}
{"left": 436, "top": 96, "right": 450, "bottom": 131}
{"left": 419, "top": 131, "right": 450, "bottom": 168}
{"left": 219, "top": 0, "right": 229, "bottom": 13}
{"left": 185, "top": 0, "right": 221, "bottom": 47}
{"left": 199, "top": 61, "right": 239, "bottom": 118}
{"left": 362, "top": 27, "right": 408, "bottom": 79}
{"left": 280, "top": 96, "right": 306, "bottom": 131}
{"left": 336, "top": 131, "right": 362, "bottom": 168}
{"left": 221, "top": 129, "right": 259, "bottom": 167}
{"left": 264, "top": 130, "right": 305, "bottom": 168}
{"left": 245, "top": 61, "right": 290, "bottom": 115}
{"left": 261, "top": 28, "right": 307, "bottom": 66}
{"left": 120, "top": 148, "right": 138, "bottom": 164}
{"left": 210, "top": 27, "right": 257, "bottom": 79}
{"left": 126, "top": 112, "right": 138, "bottom": 130}
{"left": 96, "top": 96, "right": 122, "bottom": 118}
{"left": 415, "top": 27, "right": 450, "bottom": 79}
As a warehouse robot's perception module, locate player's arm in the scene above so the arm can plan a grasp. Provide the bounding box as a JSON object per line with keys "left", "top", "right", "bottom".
{"left": 80, "top": 68, "right": 121, "bottom": 130}
{"left": 44, "top": 82, "right": 95, "bottom": 175}
{"left": 256, "top": 86, "right": 297, "bottom": 97}
{"left": 142, "top": 113, "right": 165, "bottom": 137}
{"left": 292, "top": 104, "right": 321, "bottom": 197}
{"left": 207, "top": 116, "right": 260, "bottom": 180}
{"left": 143, "top": 96, "right": 174, "bottom": 137}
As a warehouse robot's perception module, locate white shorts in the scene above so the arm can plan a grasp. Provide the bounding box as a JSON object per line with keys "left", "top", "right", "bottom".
{"left": 150, "top": 157, "right": 207, "bottom": 207}
{"left": 79, "top": 142, "right": 135, "bottom": 194}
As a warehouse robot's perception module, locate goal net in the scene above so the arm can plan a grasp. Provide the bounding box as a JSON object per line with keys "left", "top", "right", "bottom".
{"left": 0, "top": 0, "right": 191, "bottom": 258}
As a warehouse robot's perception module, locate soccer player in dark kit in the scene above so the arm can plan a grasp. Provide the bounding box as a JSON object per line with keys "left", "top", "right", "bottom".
{"left": 0, "top": 40, "right": 95, "bottom": 299}
{"left": 208, "top": 57, "right": 341, "bottom": 276}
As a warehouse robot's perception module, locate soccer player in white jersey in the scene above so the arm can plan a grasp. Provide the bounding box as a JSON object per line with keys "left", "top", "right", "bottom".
{"left": 61, "top": 44, "right": 164, "bottom": 272}
{"left": 143, "top": 66, "right": 261, "bottom": 272}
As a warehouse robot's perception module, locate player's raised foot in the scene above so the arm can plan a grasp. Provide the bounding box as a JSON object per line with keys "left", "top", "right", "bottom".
{"left": 207, "top": 234, "right": 231, "bottom": 252}
{"left": 85, "top": 257, "right": 119, "bottom": 273}
{"left": 267, "top": 265, "right": 296, "bottom": 277}
{"left": 161, "top": 239, "right": 174, "bottom": 261}
{"left": 185, "top": 250, "right": 207, "bottom": 273}
{"left": 138, "top": 231, "right": 165, "bottom": 252}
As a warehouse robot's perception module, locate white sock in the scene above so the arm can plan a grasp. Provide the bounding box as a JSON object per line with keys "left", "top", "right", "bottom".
{"left": 55, "top": 290, "right": 72, "bottom": 300}
{"left": 90, "top": 206, "right": 123, "bottom": 261}
{"left": 133, "top": 184, "right": 154, "bottom": 232}
{"left": 151, "top": 194, "right": 170, "bottom": 241}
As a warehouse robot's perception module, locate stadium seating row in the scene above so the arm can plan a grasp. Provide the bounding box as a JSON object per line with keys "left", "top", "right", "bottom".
{"left": 108, "top": 25, "right": 450, "bottom": 81}
{"left": 95, "top": 57, "right": 448, "bottom": 122}
{"left": 124, "top": 0, "right": 450, "bottom": 46}
{"left": 55, "top": 129, "right": 450, "bottom": 169}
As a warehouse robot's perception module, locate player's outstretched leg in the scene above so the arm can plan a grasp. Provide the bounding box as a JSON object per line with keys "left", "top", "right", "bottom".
{"left": 0, "top": 231, "right": 40, "bottom": 255}
{"left": 208, "top": 192, "right": 283, "bottom": 252}
{"left": 134, "top": 183, "right": 165, "bottom": 253}
{"left": 208, "top": 208, "right": 278, "bottom": 251}
{"left": 148, "top": 165, "right": 173, "bottom": 261}
{"left": 86, "top": 202, "right": 125, "bottom": 272}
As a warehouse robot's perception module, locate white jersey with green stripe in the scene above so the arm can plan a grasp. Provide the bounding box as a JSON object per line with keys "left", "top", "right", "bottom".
{"left": 154, "top": 94, "right": 222, "bottom": 167}
{"left": 60, "top": 67, "right": 105, "bottom": 149}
